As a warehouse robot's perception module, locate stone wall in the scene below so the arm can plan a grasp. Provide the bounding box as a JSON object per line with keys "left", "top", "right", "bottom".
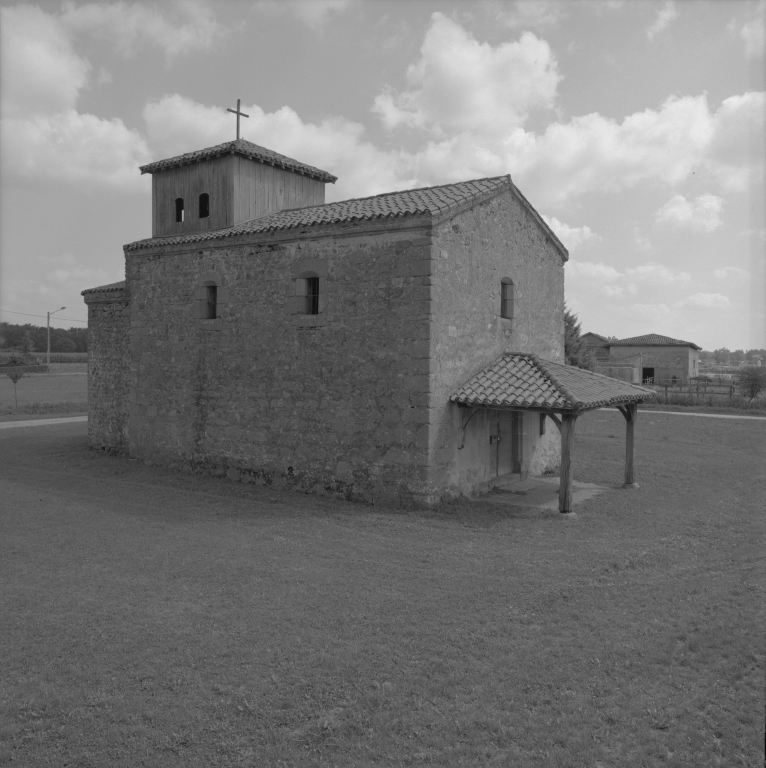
{"left": 428, "top": 187, "right": 566, "bottom": 497}
{"left": 124, "top": 217, "right": 436, "bottom": 505}
{"left": 84, "top": 285, "right": 131, "bottom": 453}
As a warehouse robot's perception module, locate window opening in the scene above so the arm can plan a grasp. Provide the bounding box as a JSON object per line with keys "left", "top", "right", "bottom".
{"left": 642, "top": 367, "right": 655, "bottom": 384}
{"left": 501, "top": 278, "right": 515, "bottom": 319}
{"left": 199, "top": 193, "right": 209, "bottom": 219}
{"left": 305, "top": 276, "right": 319, "bottom": 315}
{"left": 175, "top": 197, "right": 185, "bottom": 223}
{"left": 206, "top": 285, "right": 217, "bottom": 319}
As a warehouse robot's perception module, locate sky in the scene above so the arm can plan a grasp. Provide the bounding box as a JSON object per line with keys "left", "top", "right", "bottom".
{"left": 1, "top": 0, "right": 764, "bottom": 350}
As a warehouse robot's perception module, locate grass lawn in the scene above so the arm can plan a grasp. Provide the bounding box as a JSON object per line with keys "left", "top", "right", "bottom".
{"left": 1, "top": 411, "right": 763, "bottom": 767}
{"left": 0, "top": 364, "right": 86, "bottom": 415}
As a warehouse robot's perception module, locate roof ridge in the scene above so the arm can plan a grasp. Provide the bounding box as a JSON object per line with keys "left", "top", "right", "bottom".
{"left": 329, "top": 175, "right": 510, "bottom": 205}
{"left": 531, "top": 355, "right": 581, "bottom": 408}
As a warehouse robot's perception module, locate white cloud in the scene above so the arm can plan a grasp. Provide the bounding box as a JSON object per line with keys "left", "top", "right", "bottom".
{"left": 492, "top": 0, "right": 567, "bottom": 29}
{"left": 656, "top": 194, "right": 723, "bottom": 233}
{"left": 505, "top": 92, "right": 764, "bottom": 206}
{"left": 713, "top": 266, "right": 748, "bottom": 279}
{"left": 566, "top": 261, "right": 621, "bottom": 282}
{"left": 647, "top": 1, "right": 679, "bottom": 41}
{"left": 704, "top": 91, "right": 765, "bottom": 192}
{"left": 2, "top": 111, "right": 151, "bottom": 190}
{"left": 373, "top": 13, "right": 561, "bottom": 136}
{"left": 0, "top": 5, "right": 151, "bottom": 189}
{"left": 541, "top": 215, "right": 601, "bottom": 251}
{"left": 0, "top": 5, "right": 90, "bottom": 117}
{"left": 566, "top": 260, "right": 692, "bottom": 303}
{"left": 624, "top": 263, "right": 691, "bottom": 284}
{"left": 675, "top": 293, "right": 730, "bottom": 309}
{"left": 143, "top": 94, "right": 411, "bottom": 200}
{"left": 253, "top": 0, "right": 356, "bottom": 30}
{"left": 730, "top": 1, "right": 765, "bottom": 59}
{"left": 0, "top": 3, "right": 225, "bottom": 190}
{"left": 60, "top": 0, "right": 225, "bottom": 60}
{"left": 628, "top": 303, "right": 673, "bottom": 321}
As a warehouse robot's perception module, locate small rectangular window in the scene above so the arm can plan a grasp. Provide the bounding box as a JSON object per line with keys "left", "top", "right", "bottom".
{"left": 539, "top": 413, "right": 546, "bottom": 435}
{"left": 501, "top": 280, "right": 515, "bottom": 319}
{"left": 305, "top": 277, "right": 319, "bottom": 315}
{"left": 199, "top": 193, "right": 209, "bottom": 219}
{"left": 206, "top": 285, "right": 217, "bottom": 319}
{"left": 175, "top": 197, "right": 184, "bottom": 223}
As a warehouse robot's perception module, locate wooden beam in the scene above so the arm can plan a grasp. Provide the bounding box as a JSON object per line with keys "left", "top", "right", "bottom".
{"left": 559, "top": 413, "right": 578, "bottom": 513}
{"left": 547, "top": 413, "right": 562, "bottom": 431}
{"left": 623, "top": 402, "right": 639, "bottom": 488}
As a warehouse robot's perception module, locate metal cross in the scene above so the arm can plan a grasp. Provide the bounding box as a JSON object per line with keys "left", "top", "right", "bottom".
{"left": 227, "top": 99, "right": 249, "bottom": 140}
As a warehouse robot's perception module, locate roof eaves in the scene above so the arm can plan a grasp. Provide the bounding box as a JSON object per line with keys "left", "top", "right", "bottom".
{"left": 123, "top": 208, "right": 433, "bottom": 252}
{"left": 81, "top": 280, "right": 127, "bottom": 295}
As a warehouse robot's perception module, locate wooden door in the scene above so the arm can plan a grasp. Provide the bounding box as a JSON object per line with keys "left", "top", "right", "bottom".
{"left": 490, "top": 410, "right": 519, "bottom": 477}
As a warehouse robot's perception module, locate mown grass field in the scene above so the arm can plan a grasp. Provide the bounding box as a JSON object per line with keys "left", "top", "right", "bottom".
{"left": 0, "top": 363, "right": 87, "bottom": 415}
{"left": 1, "top": 411, "right": 763, "bottom": 767}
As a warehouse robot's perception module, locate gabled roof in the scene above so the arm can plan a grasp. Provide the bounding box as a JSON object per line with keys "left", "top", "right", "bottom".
{"left": 138, "top": 138, "right": 337, "bottom": 183}
{"left": 81, "top": 280, "right": 126, "bottom": 295}
{"left": 124, "top": 176, "right": 513, "bottom": 252}
{"left": 583, "top": 332, "right": 609, "bottom": 344}
{"left": 608, "top": 334, "right": 701, "bottom": 350}
{"left": 450, "top": 353, "right": 654, "bottom": 411}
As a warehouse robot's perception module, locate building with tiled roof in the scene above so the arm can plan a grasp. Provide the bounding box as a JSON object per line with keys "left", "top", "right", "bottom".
{"left": 608, "top": 334, "right": 701, "bottom": 350}
{"left": 83, "top": 135, "right": 651, "bottom": 511}
{"left": 602, "top": 333, "right": 702, "bottom": 385}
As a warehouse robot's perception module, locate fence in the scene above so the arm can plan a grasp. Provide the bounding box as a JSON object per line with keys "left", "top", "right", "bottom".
{"left": 644, "top": 378, "right": 740, "bottom": 405}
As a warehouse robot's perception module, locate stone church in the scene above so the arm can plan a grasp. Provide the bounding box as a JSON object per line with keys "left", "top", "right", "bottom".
{"left": 84, "top": 136, "right": 650, "bottom": 509}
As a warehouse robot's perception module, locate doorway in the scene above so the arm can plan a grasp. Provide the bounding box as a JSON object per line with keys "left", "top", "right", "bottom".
{"left": 489, "top": 410, "right": 523, "bottom": 480}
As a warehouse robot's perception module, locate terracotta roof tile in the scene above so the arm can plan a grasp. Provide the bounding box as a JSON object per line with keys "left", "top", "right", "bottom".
{"left": 81, "top": 280, "right": 126, "bottom": 295}
{"left": 139, "top": 138, "right": 337, "bottom": 183}
{"left": 451, "top": 353, "right": 655, "bottom": 410}
{"left": 608, "top": 334, "right": 701, "bottom": 350}
{"left": 124, "top": 176, "right": 511, "bottom": 252}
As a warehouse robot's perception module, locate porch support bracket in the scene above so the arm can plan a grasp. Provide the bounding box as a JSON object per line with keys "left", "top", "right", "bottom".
{"left": 457, "top": 406, "right": 480, "bottom": 450}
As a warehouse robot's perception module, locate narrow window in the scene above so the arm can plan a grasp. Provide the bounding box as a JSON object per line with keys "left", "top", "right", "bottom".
{"left": 199, "top": 193, "right": 209, "bottom": 219}
{"left": 206, "top": 285, "right": 217, "bottom": 319}
{"left": 175, "top": 197, "right": 185, "bottom": 223}
{"left": 501, "top": 278, "right": 515, "bottom": 319}
{"left": 305, "top": 277, "right": 319, "bottom": 315}
{"left": 539, "top": 413, "right": 547, "bottom": 436}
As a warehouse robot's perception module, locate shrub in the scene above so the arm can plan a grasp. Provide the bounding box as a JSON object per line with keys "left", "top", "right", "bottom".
{"left": 737, "top": 366, "right": 766, "bottom": 401}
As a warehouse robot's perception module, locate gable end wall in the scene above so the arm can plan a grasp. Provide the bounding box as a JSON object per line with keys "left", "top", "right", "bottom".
{"left": 428, "top": 189, "right": 565, "bottom": 497}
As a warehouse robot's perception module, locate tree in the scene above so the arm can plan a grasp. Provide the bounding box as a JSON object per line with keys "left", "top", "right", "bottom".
{"left": 737, "top": 366, "right": 766, "bottom": 401}
{"left": 713, "top": 348, "right": 730, "bottom": 365}
{"left": 21, "top": 331, "right": 35, "bottom": 355}
{"left": 564, "top": 306, "right": 594, "bottom": 370}
{"left": 6, "top": 370, "right": 24, "bottom": 408}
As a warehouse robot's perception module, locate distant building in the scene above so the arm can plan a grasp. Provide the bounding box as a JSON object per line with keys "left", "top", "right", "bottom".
{"left": 582, "top": 332, "right": 610, "bottom": 363}
{"left": 604, "top": 334, "right": 701, "bottom": 385}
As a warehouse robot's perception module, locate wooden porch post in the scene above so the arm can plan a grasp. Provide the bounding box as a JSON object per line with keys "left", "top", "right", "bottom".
{"left": 621, "top": 403, "right": 639, "bottom": 488}
{"left": 559, "top": 413, "right": 578, "bottom": 513}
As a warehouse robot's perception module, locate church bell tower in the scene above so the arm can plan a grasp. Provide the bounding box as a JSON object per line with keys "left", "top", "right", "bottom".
{"left": 139, "top": 103, "right": 337, "bottom": 238}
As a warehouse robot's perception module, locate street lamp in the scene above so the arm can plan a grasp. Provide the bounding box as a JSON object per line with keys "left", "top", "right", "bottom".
{"left": 47, "top": 307, "right": 66, "bottom": 365}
